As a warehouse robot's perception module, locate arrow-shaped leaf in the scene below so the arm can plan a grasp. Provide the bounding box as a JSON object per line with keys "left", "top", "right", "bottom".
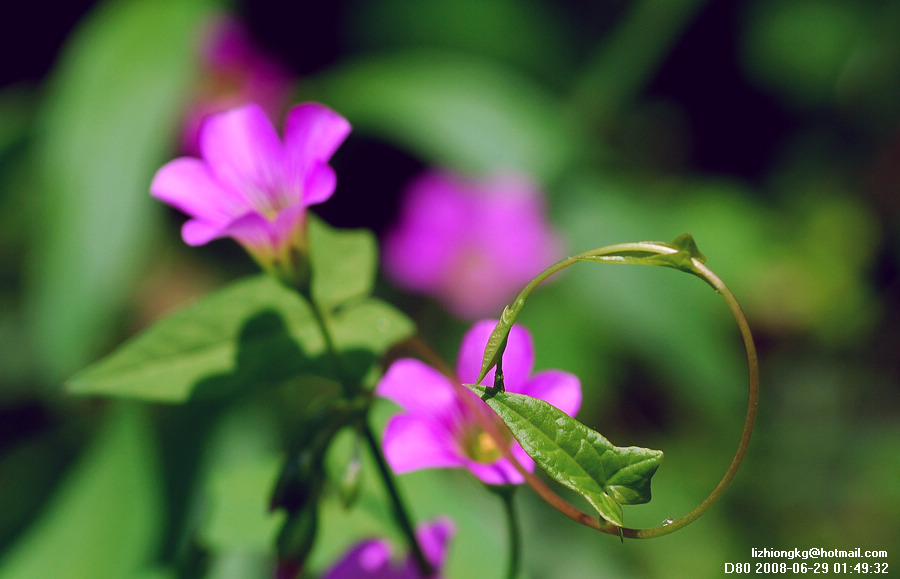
{"left": 467, "top": 384, "right": 663, "bottom": 526}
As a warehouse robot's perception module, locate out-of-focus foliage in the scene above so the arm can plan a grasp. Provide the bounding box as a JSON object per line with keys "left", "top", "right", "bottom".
{"left": 2, "top": 0, "right": 898, "bottom": 576}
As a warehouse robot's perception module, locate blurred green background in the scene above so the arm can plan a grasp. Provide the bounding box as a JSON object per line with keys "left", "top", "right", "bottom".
{"left": 1, "top": 0, "right": 898, "bottom": 577}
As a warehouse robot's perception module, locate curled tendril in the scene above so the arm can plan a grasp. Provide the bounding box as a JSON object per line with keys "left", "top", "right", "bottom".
{"left": 462, "top": 233, "right": 759, "bottom": 538}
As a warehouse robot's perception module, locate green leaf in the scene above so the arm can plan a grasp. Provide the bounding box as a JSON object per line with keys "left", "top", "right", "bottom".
{"left": 467, "top": 384, "right": 663, "bottom": 527}
{"left": 67, "top": 274, "right": 415, "bottom": 402}
{"left": 329, "top": 298, "right": 416, "bottom": 386}
{"left": 0, "top": 404, "right": 163, "bottom": 579}
{"left": 26, "top": 0, "right": 216, "bottom": 382}
{"left": 201, "top": 454, "right": 285, "bottom": 554}
{"left": 475, "top": 302, "right": 520, "bottom": 385}
{"left": 306, "top": 50, "right": 581, "bottom": 180}
{"left": 66, "top": 275, "right": 323, "bottom": 402}
{"left": 308, "top": 217, "right": 378, "bottom": 311}
{"left": 578, "top": 233, "right": 713, "bottom": 287}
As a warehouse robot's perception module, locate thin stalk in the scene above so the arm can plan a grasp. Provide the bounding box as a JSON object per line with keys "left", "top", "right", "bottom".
{"left": 301, "top": 291, "right": 434, "bottom": 575}
{"left": 305, "top": 296, "right": 355, "bottom": 399}
{"left": 490, "top": 486, "right": 521, "bottom": 579}
{"left": 628, "top": 259, "right": 758, "bottom": 539}
{"left": 362, "top": 423, "right": 434, "bottom": 576}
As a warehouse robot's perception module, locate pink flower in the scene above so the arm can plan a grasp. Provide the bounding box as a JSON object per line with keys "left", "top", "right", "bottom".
{"left": 181, "top": 15, "right": 293, "bottom": 155}
{"left": 151, "top": 102, "right": 351, "bottom": 279}
{"left": 322, "top": 518, "right": 454, "bottom": 579}
{"left": 383, "top": 171, "right": 564, "bottom": 319}
{"left": 376, "top": 320, "right": 581, "bottom": 485}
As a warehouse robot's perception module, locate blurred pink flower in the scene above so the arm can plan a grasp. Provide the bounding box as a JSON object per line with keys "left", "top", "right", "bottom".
{"left": 383, "top": 171, "right": 564, "bottom": 319}
{"left": 151, "top": 102, "right": 351, "bottom": 277}
{"left": 181, "top": 15, "right": 293, "bottom": 155}
{"left": 322, "top": 518, "right": 455, "bottom": 579}
{"left": 376, "top": 320, "right": 581, "bottom": 485}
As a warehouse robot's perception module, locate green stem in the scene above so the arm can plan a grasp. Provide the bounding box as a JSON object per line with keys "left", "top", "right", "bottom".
{"left": 300, "top": 289, "right": 434, "bottom": 575}
{"left": 305, "top": 295, "right": 355, "bottom": 399}
{"left": 628, "top": 260, "right": 759, "bottom": 539}
{"left": 362, "top": 423, "right": 434, "bottom": 577}
{"left": 491, "top": 486, "right": 521, "bottom": 579}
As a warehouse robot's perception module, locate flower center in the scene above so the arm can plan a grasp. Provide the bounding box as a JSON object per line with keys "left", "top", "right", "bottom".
{"left": 463, "top": 429, "right": 504, "bottom": 464}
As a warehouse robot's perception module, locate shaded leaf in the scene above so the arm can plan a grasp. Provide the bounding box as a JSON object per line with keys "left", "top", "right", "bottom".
{"left": 201, "top": 455, "right": 285, "bottom": 554}
{"left": 66, "top": 275, "right": 322, "bottom": 402}
{"left": 26, "top": 0, "right": 216, "bottom": 382}
{"left": 67, "top": 275, "right": 414, "bottom": 402}
{"left": 0, "top": 404, "right": 163, "bottom": 579}
{"left": 329, "top": 298, "right": 416, "bottom": 386}
{"left": 468, "top": 384, "right": 663, "bottom": 526}
{"left": 307, "top": 50, "right": 581, "bottom": 180}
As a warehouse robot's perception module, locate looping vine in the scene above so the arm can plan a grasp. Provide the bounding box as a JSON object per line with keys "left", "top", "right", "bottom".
{"left": 456, "top": 233, "right": 759, "bottom": 538}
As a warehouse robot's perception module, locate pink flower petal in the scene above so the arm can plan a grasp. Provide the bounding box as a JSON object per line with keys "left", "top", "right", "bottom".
{"left": 519, "top": 369, "right": 582, "bottom": 417}
{"left": 382, "top": 415, "right": 466, "bottom": 474}
{"left": 413, "top": 518, "right": 455, "bottom": 573}
{"left": 303, "top": 161, "right": 338, "bottom": 205}
{"left": 283, "top": 102, "right": 352, "bottom": 174}
{"left": 150, "top": 158, "right": 245, "bottom": 223}
{"left": 464, "top": 448, "right": 533, "bottom": 485}
{"left": 376, "top": 359, "right": 458, "bottom": 418}
{"left": 269, "top": 202, "right": 309, "bottom": 248}
{"left": 382, "top": 173, "right": 471, "bottom": 292}
{"left": 199, "top": 103, "right": 287, "bottom": 213}
{"left": 181, "top": 218, "right": 228, "bottom": 246}
{"left": 323, "top": 518, "right": 454, "bottom": 579}
{"left": 455, "top": 320, "right": 534, "bottom": 390}
{"left": 382, "top": 170, "right": 563, "bottom": 319}
{"left": 322, "top": 538, "right": 392, "bottom": 578}
{"left": 217, "top": 212, "right": 276, "bottom": 256}
{"left": 283, "top": 103, "right": 350, "bottom": 204}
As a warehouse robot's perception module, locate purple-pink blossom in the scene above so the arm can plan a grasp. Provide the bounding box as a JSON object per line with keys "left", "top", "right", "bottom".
{"left": 151, "top": 102, "right": 350, "bottom": 279}
{"left": 383, "top": 171, "right": 564, "bottom": 319}
{"left": 376, "top": 320, "right": 581, "bottom": 485}
{"left": 181, "top": 15, "right": 293, "bottom": 155}
{"left": 322, "top": 518, "right": 454, "bottom": 579}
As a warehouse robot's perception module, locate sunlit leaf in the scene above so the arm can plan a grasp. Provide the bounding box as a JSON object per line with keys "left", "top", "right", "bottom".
{"left": 329, "top": 298, "right": 416, "bottom": 386}
{"left": 308, "top": 217, "right": 377, "bottom": 311}
{"left": 467, "top": 384, "right": 663, "bottom": 526}
{"left": 0, "top": 404, "right": 163, "bottom": 579}
{"left": 66, "top": 271, "right": 414, "bottom": 402}
{"left": 66, "top": 275, "right": 322, "bottom": 402}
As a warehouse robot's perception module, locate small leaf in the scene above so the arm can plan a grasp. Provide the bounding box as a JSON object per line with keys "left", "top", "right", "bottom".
{"left": 324, "top": 427, "right": 364, "bottom": 509}
{"left": 475, "top": 299, "right": 522, "bottom": 385}
{"left": 578, "top": 234, "right": 714, "bottom": 288}
{"left": 467, "top": 384, "right": 663, "bottom": 527}
{"left": 329, "top": 298, "right": 416, "bottom": 386}
{"left": 308, "top": 217, "right": 378, "bottom": 311}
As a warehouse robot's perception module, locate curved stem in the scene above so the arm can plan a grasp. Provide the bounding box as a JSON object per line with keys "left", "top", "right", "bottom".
{"left": 627, "top": 259, "right": 758, "bottom": 538}
{"left": 469, "top": 239, "right": 759, "bottom": 538}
